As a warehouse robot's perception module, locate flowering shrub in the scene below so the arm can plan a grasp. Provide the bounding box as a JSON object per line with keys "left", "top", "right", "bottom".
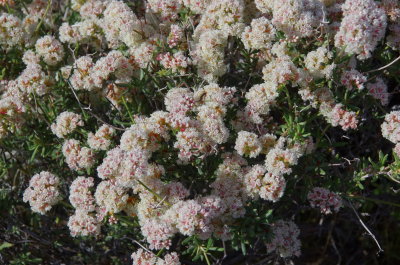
{"left": 1, "top": 0, "right": 400, "bottom": 264}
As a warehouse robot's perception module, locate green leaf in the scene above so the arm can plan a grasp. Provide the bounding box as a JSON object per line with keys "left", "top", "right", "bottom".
{"left": 0, "top": 242, "right": 13, "bottom": 251}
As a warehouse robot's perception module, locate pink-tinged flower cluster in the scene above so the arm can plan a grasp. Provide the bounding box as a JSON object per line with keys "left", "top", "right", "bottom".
{"left": 243, "top": 165, "right": 286, "bottom": 202}
{"left": 367, "top": 78, "right": 389, "bottom": 106}
{"left": 267, "top": 0, "right": 324, "bottom": 39}
{"left": 23, "top": 171, "right": 61, "bottom": 215}
{"left": 174, "top": 127, "right": 216, "bottom": 164}
{"left": 381, "top": 111, "right": 400, "bottom": 144}
{"left": 320, "top": 102, "right": 358, "bottom": 131}
{"left": 87, "top": 124, "right": 116, "bottom": 151}
{"left": 67, "top": 179, "right": 101, "bottom": 237}
{"left": 262, "top": 58, "right": 302, "bottom": 86}
{"left": 0, "top": 13, "right": 24, "bottom": 50}
{"left": 94, "top": 180, "right": 129, "bottom": 214}
{"left": 165, "top": 87, "right": 195, "bottom": 115}
{"left": 157, "top": 52, "right": 192, "bottom": 74}
{"left": 304, "top": 47, "right": 336, "bottom": 79}
{"left": 308, "top": 187, "right": 342, "bottom": 214}
{"left": 147, "top": 0, "right": 182, "bottom": 21}
{"left": 101, "top": 0, "right": 142, "bottom": 48}
{"left": 335, "top": 0, "right": 387, "bottom": 60}
{"left": 59, "top": 19, "right": 103, "bottom": 47}
{"left": 235, "top": 131, "right": 262, "bottom": 158}
{"left": 67, "top": 210, "right": 101, "bottom": 237}
{"left": 168, "top": 24, "right": 184, "bottom": 48}
{"left": 264, "top": 138, "right": 305, "bottom": 176}
{"left": 16, "top": 63, "right": 52, "bottom": 96}
{"left": 35, "top": 35, "right": 64, "bottom": 66}
{"left": 297, "top": 84, "right": 360, "bottom": 131}
{"left": 120, "top": 114, "right": 170, "bottom": 153}
{"left": 69, "top": 177, "right": 96, "bottom": 212}
{"left": 241, "top": 17, "right": 276, "bottom": 50}
{"left": 0, "top": 87, "right": 26, "bottom": 139}
{"left": 193, "top": 0, "right": 245, "bottom": 39}
{"left": 141, "top": 219, "right": 175, "bottom": 250}
{"left": 267, "top": 220, "right": 301, "bottom": 258}
{"left": 68, "top": 51, "right": 134, "bottom": 92}
{"left": 244, "top": 82, "right": 279, "bottom": 124}
{"left": 383, "top": 110, "right": 400, "bottom": 159}
{"left": 22, "top": 50, "right": 40, "bottom": 66}
{"left": 341, "top": 69, "right": 367, "bottom": 90}
{"left": 131, "top": 249, "right": 181, "bottom": 265}
{"left": 192, "top": 30, "right": 228, "bottom": 82}
{"left": 381, "top": 0, "right": 400, "bottom": 22}
{"left": 164, "top": 84, "right": 236, "bottom": 163}
{"left": 62, "top": 139, "right": 96, "bottom": 171}
{"left": 51, "top": 111, "right": 84, "bottom": 138}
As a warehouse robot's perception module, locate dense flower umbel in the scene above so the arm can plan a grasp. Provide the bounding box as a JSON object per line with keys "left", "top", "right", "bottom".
{"left": 68, "top": 210, "right": 101, "bottom": 237}
{"left": 382, "top": 111, "right": 400, "bottom": 144}
{"left": 308, "top": 187, "right": 342, "bottom": 214}
{"left": 51, "top": 111, "right": 84, "bottom": 138}
{"left": 87, "top": 124, "right": 116, "bottom": 151}
{"left": 367, "top": 78, "right": 389, "bottom": 106}
{"left": 267, "top": 220, "right": 301, "bottom": 258}
{"left": 131, "top": 249, "right": 181, "bottom": 265}
{"left": 335, "top": 0, "right": 387, "bottom": 59}
{"left": 23, "top": 171, "right": 61, "bottom": 214}
{"left": 341, "top": 69, "right": 367, "bottom": 91}
{"left": 69, "top": 176, "right": 96, "bottom": 212}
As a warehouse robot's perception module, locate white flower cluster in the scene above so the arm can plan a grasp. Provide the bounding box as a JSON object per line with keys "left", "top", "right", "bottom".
{"left": 194, "top": 0, "right": 245, "bottom": 39}
{"left": 267, "top": 220, "right": 301, "bottom": 258}
{"left": 94, "top": 180, "right": 129, "bottom": 214}
{"left": 0, "top": 13, "right": 24, "bottom": 49}
{"left": 382, "top": 111, "right": 400, "bottom": 144}
{"left": 308, "top": 187, "right": 342, "bottom": 214}
{"left": 147, "top": 0, "right": 181, "bottom": 21}
{"left": 157, "top": 52, "right": 192, "bottom": 74}
{"left": 68, "top": 51, "right": 134, "bottom": 92}
{"left": 257, "top": 0, "right": 324, "bottom": 39}
{"left": 297, "top": 84, "right": 359, "bottom": 131}
{"left": 335, "top": 0, "right": 387, "bottom": 60}
{"left": 243, "top": 165, "right": 286, "bottom": 201}
{"left": 69, "top": 176, "right": 96, "bottom": 212}
{"left": 51, "top": 111, "right": 84, "bottom": 138}
{"left": 0, "top": 82, "right": 26, "bottom": 139}
{"left": 131, "top": 249, "right": 181, "bottom": 265}
{"left": 101, "top": 0, "right": 143, "bottom": 49}
{"left": 87, "top": 124, "right": 116, "bottom": 151}
{"left": 235, "top": 131, "right": 262, "bottom": 158}
{"left": 35, "top": 35, "right": 64, "bottom": 66}
{"left": 67, "top": 173, "right": 101, "bottom": 238}
{"left": 304, "top": 47, "right": 336, "bottom": 79}
{"left": 341, "top": 69, "right": 367, "bottom": 91}
{"left": 192, "top": 30, "right": 228, "bottom": 82}
{"left": 62, "top": 139, "right": 96, "bottom": 171}
{"left": 241, "top": 17, "right": 276, "bottom": 50}
{"left": 23, "top": 171, "right": 61, "bottom": 214}
{"left": 367, "top": 78, "right": 389, "bottom": 106}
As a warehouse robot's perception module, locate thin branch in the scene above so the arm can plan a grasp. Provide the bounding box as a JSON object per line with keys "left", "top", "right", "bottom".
{"left": 366, "top": 55, "right": 400, "bottom": 74}
{"left": 347, "top": 200, "right": 384, "bottom": 254}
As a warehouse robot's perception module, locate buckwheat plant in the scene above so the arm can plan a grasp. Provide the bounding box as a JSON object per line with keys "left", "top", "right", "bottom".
{"left": 1, "top": 0, "right": 400, "bottom": 264}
